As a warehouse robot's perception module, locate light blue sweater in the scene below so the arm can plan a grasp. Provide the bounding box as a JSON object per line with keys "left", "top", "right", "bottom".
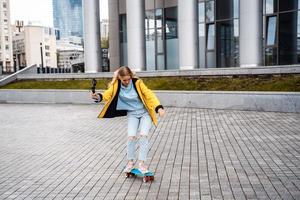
{"left": 116, "top": 79, "right": 145, "bottom": 111}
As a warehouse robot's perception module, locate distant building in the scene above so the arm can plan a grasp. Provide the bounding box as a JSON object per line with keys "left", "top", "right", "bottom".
{"left": 101, "top": 19, "right": 109, "bottom": 39}
{"left": 52, "top": 0, "right": 83, "bottom": 38}
{"left": 12, "top": 25, "right": 57, "bottom": 70}
{"left": 56, "top": 36, "right": 84, "bottom": 70}
{"left": 0, "top": 0, "right": 13, "bottom": 72}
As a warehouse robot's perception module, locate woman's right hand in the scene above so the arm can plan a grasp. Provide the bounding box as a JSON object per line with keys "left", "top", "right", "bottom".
{"left": 90, "top": 92, "right": 99, "bottom": 101}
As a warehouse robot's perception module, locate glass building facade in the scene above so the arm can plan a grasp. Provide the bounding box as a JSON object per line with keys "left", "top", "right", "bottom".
{"left": 198, "top": 0, "right": 239, "bottom": 68}
{"left": 145, "top": 7, "right": 178, "bottom": 70}
{"left": 263, "top": 0, "right": 300, "bottom": 65}
{"left": 52, "top": 0, "right": 83, "bottom": 39}
{"left": 114, "top": 0, "right": 300, "bottom": 71}
{"left": 120, "top": 5, "right": 179, "bottom": 70}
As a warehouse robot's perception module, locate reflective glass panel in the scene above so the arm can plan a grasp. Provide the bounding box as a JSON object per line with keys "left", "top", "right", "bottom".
{"left": 265, "top": 47, "right": 277, "bottom": 65}
{"left": 166, "top": 39, "right": 179, "bottom": 69}
{"left": 157, "top": 55, "right": 165, "bottom": 70}
{"left": 266, "top": 16, "right": 277, "bottom": 46}
{"left": 156, "top": 9, "right": 163, "bottom": 28}
{"left": 207, "top": 24, "right": 215, "bottom": 50}
{"left": 266, "top": 0, "right": 277, "bottom": 14}
{"left": 120, "top": 14, "right": 127, "bottom": 43}
{"left": 206, "top": 1, "right": 215, "bottom": 22}
{"left": 165, "top": 7, "right": 179, "bottom": 69}
{"left": 217, "top": 20, "right": 238, "bottom": 67}
{"left": 234, "top": 0, "right": 239, "bottom": 18}
{"left": 298, "top": 11, "right": 300, "bottom": 63}
{"left": 279, "top": 11, "right": 298, "bottom": 64}
{"left": 216, "top": 0, "right": 233, "bottom": 20}
{"left": 157, "top": 29, "right": 164, "bottom": 54}
{"left": 120, "top": 43, "right": 128, "bottom": 66}
{"left": 165, "top": 7, "right": 177, "bottom": 39}
{"left": 198, "top": 2, "right": 205, "bottom": 23}
{"left": 145, "top": 10, "right": 155, "bottom": 29}
{"left": 279, "top": 0, "right": 298, "bottom": 12}
{"left": 146, "top": 40, "right": 155, "bottom": 70}
{"left": 199, "top": 23, "right": 206, "bottom": 68}
{"left": 207, "top": 51, "right": 216, "bottom": 68}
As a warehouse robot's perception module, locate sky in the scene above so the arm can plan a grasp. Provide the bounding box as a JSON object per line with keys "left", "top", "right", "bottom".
{"left": 10, "top": 0, "right": 108, "bottom": 27}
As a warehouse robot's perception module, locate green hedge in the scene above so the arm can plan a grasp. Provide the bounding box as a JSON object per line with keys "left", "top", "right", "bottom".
{"left": 1, "top": 75, "right": 300, "bottom": 92}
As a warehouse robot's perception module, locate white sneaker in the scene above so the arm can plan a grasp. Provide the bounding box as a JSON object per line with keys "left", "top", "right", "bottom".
{"left": 123, "top": 161, "right": 134, "bottom": 173}
{"left": 138, "top": 163, "right": 149, "bottom": 174}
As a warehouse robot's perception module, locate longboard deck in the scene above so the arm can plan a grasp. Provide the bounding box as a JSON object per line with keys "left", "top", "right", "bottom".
{"left": 125, "top": 168, "right": 154, "bottom": 182}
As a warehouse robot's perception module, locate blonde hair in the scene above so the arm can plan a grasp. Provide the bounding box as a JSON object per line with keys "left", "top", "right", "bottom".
{"left": 109, "top": 66, "right": 137, "bottom": 87}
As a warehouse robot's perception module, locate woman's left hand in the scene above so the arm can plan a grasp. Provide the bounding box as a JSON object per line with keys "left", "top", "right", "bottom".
{"left": 158, "top": 108, "right": 165, "bottom": 118}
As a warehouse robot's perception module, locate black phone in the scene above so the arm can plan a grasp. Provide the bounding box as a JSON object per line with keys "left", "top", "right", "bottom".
{"left": 91, "top": 78, "right": 97, "bottom": 94}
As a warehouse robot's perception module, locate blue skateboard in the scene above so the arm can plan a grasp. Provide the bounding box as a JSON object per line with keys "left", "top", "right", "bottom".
{"left": 125, "top": 168, "right": 154, "bottom": 183}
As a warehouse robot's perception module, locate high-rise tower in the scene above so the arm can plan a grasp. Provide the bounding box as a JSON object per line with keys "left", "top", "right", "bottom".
{"left": 0, "top": 0, "right": 13, "bottom": 72}
{"left": 52, "top": 0, "right": 83, "bottom": 39}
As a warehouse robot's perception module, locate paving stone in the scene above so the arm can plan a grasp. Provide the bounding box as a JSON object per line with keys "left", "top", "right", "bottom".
{"left": 0, "top": 104, "right": 299, "bottom": 199}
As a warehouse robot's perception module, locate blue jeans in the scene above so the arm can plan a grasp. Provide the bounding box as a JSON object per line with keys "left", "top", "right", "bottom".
{"left": 127, "top": 108, "right": 152, "bottom": 162}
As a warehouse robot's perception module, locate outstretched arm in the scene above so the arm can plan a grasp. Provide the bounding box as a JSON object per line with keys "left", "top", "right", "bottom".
{"left": 139, "top": 80, "right": 165, "bottom": 117}
{"left": 90, "top": 83, "right": 115, "bottom": 103}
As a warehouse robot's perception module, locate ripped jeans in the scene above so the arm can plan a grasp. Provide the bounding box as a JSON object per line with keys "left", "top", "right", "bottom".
{"left": 127, "top": 108, "right": 152, "bottom": 162}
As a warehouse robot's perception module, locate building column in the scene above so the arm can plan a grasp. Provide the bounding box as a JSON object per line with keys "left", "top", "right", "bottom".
{"left": 178, "top": 0, "right": 198, "bottom": 70}
{"left": 126, "top": 0, "right": 145, "bottom": 71}
{"left": 108, "top": 0, "right": 120, "bottom": 72}
{"left": 240, "top": 0, "right": 263, "bottom": 67}
{"left": 83, "top": 0, "right": 101, "bottom": 73}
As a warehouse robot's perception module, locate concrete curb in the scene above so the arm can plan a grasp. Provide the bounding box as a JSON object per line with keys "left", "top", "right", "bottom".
{"left": 0, "top": 89, "right": 299, "bottom": 113}
{"left": 16, "top": 65, "right": 300, "bottom": 80}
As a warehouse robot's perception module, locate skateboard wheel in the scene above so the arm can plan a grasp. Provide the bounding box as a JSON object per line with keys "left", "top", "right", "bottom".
{"left": 143, "top": 177, "right": 148, "bottom": 183}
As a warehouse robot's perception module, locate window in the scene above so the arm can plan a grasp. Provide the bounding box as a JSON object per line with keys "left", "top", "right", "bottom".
{"left": 199, "top": 0, "right": 239, "bottom": 68}
{"left": 156, "top": 9, "right": 162, "bottom": 28}
{"left": 145, "top": 10, "right": 156, "bottom": 70}
{"left": 46, "top": 52, "right": 51, "bottom": 57}
{"left": 198, "top": 2, "right": 205, "bottom": 23}
{"left": 198, "top": 23, "right": 206, "bottom": 68}
{"left": 264, "top": 0, "right": 300, "bottom": 65}
{"left": 45, "top": 45, "right": 50, "bottom": 50}
{"left": 266, "top": 0, "right": 277, "bottom": 14}
{"left": 5, "top": 36, "right": 9, "bottom": 42}
{"left": 279, "top": 0, "right": 298, "bottom": 12}
{"left": 119, "top": 14, "right": 127, "bottom": 66}
{"left": 298, "top": 11, "right": 300, "bottom": 63}
{"left": 5, "top": 45, "right": 9, "bottom": 50}
{"left": 119, "top": 14, "right": 127, "bottom": 43}
{"left": 165, "top": 7, "right": 179, "bottom": 70}
{"left": 165, "top": 7, "right": 177, "bottom": 39}
{"left": 266, "top": 16, "right": 277, "bottom": 46}
{"left": 206, "top": 1, "right": 215, "bottom": 22}
{"left": 217, "top": 20, "right": 237, "bottom": 67}
{"left": 3, "top": 2, "right": 7, "bottom": 8}
{"left": 216, "top": 0, "right": 234, "bottom": 20}
{"left": 207, "top": 24, "right": 215, "bottom": 50}
{"left": 265, "top": 47, "right": 277, "bottom": 65}
{"left": 145, "top": 10, "right": 155, "bottom": 41}
{"left": 279, "top": 11, "right": 298, "bottom": 64}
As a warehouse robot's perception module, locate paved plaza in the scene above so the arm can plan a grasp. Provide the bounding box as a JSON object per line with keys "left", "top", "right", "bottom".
{"left": 0, "top": 103, "right": 299, "bottom": 200}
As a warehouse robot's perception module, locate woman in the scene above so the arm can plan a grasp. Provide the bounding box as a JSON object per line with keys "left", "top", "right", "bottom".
{"left": 91, "top": 66, "right": 165, "bottom": 174}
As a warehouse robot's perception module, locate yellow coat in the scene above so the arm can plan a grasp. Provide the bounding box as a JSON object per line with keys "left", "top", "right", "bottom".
{"left": 97, "top": 78, "right": 163, "bottom": 126}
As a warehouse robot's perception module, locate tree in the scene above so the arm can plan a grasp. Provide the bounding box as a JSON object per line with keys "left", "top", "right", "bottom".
{"left": 101, "top": 37, "right": 109, "bottom": 49}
